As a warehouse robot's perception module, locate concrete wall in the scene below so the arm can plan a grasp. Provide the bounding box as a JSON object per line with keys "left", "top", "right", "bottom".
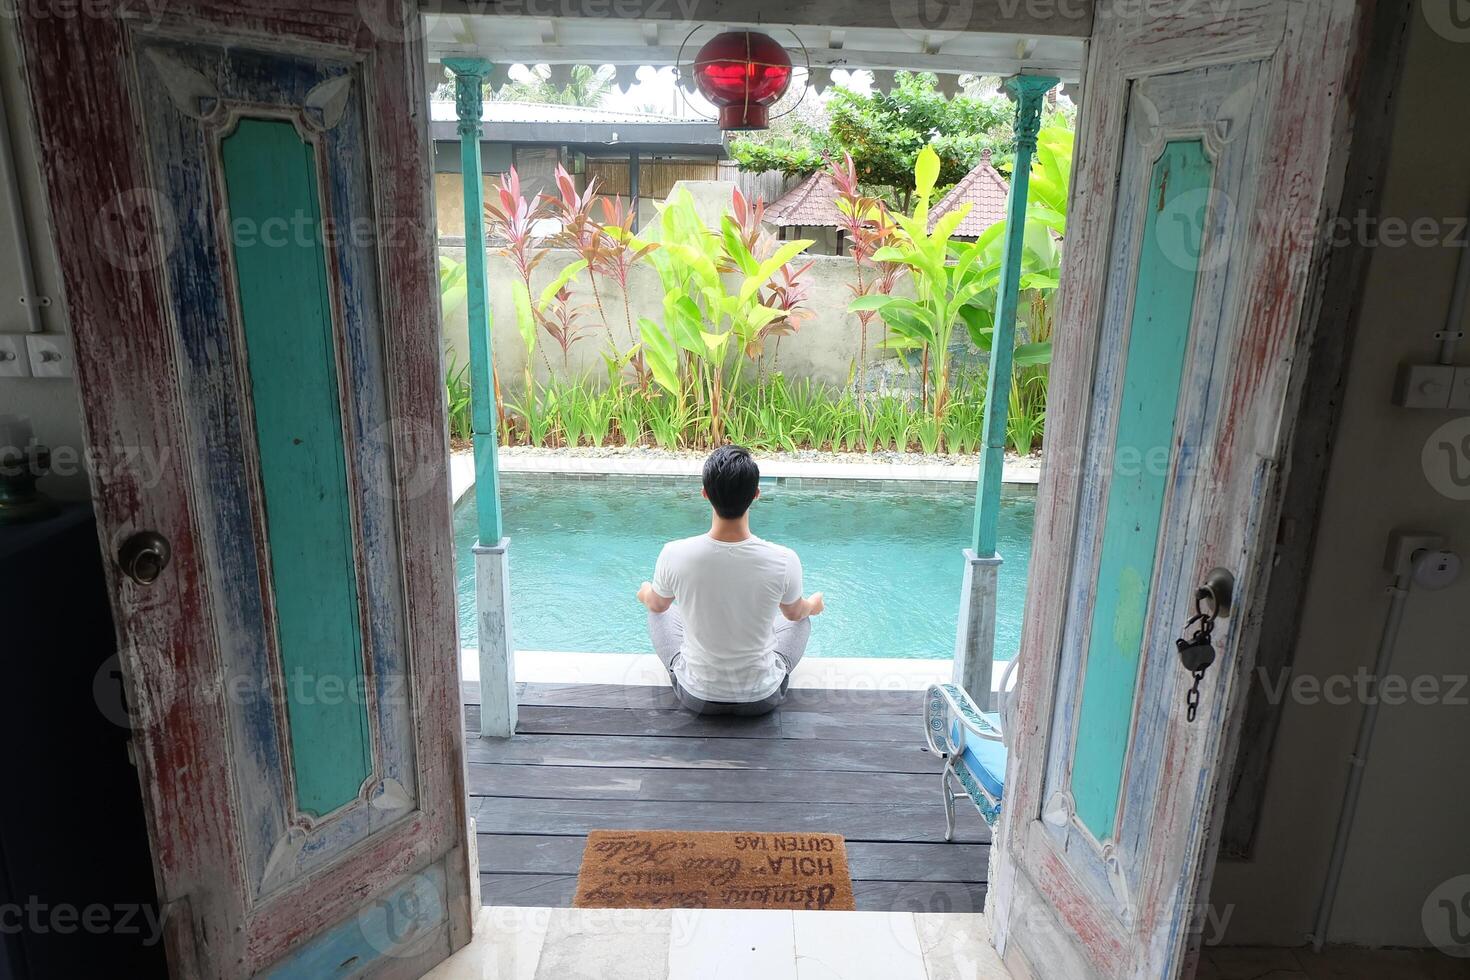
{"left": 1211, "top": 10, "right": 1470, "bottom": 948}
{"left": 440, "top": 244, "right": 910, "bottom": 393}
{"left": 0, "top": 16, "right": 89, "bottom": 502}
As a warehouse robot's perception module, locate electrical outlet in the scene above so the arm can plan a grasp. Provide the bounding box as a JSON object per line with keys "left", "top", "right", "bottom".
{"left": 25, "top": 333, "right": 72, "bottom": 379}
{"left": 0, "top": 334, "right": 29, "bottom": 377}
{"left": 1384, "top": 530, "right": 1445, "bottom": 577}
{"left": 1394, "top": 364, "right": 1454, "bottom": 409}
{"left": 1450, "top": 366, "right": 1470, "bottom": 411}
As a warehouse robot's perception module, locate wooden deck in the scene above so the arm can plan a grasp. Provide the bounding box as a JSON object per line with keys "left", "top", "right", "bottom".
{"left": 463, "top": 681, "right": 990, "bottom": 913}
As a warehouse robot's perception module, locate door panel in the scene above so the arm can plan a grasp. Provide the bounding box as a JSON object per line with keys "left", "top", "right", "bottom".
{"left": 1069, "top": 134, "right": 1216, "bottom": 843}
{"left": 19, "top": 3, "right": 471, "bottom": 976}
{"left": 992, "top": 2, "right": 1370, "bottom": 977}
{"left": 135, "top": 35, "right": 423, "bottom": 900}
{"left": 1038, "top": 62, "right": 1267, "bottom": 910}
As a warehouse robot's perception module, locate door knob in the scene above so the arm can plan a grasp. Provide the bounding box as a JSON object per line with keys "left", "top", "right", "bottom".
{"left": 118, "top": 531, "right": 171, "bottom": 585}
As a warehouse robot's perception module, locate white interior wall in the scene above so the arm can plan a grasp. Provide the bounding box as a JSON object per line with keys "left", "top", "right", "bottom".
{"left": 1211, "top": 9, "right": 1470, "bottom": 948}
{"left": 0, "top": 17, "right": 88, "bottom": 502}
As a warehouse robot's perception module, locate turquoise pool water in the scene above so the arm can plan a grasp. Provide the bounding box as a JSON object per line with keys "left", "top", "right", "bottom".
{"left": 453, "top": 476, "right": 1035, "bottom": 660}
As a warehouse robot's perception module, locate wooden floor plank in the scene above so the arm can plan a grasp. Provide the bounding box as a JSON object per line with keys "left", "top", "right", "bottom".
{"left": 466, "top": 762, "right": 940, "bottom": 805}
{"left": 464, "top": 732, "right": 939, "bottom": 773}
{"left": 479, "top": 873, "right": 577, "bottom": 907}
{"left": 466, "top": 682, "right": 992, "bottom": 914}
{"left": 473, "top": 796, "right": 989, "bottom": 844}
{"left": 851, "top": 880, "right": 989, "bottom": 915}
{"left": 477, "top": 834, "right": 989, "bottom": 883}
{"left": 467, "top": 704, "right": 922, "bottom": 743}
{"left": 465, "top": 681, "right": 928, "bottom": 716}
{"left": 477, "top": 875, "right": 987, "bottom": 914}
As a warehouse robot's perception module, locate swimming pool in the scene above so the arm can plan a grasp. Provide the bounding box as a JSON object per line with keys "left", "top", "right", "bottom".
{"left": 453, "top": 475, "right": 1035, "bottom": 661}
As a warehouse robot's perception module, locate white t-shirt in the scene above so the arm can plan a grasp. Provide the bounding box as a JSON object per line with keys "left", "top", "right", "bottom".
{"left": 651, "top": 533, "right": 803, "bottom": 703}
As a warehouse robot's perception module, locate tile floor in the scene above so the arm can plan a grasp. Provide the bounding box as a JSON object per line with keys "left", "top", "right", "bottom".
{"left": 424, "top": 907, "right": 1012, "bottom": 980}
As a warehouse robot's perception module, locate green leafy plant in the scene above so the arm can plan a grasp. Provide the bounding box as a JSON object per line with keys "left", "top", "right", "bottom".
{"left": 640, "top": 187, "right": 813, "bottom": 446}
{"left": 445, "top": 352, "right": 473, "bottom": 443}
{"left": 849, "top": 145, "right": 988, "bottom": 444}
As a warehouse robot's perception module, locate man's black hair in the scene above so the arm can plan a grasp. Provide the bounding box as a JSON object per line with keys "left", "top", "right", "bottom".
{"left": 703, "top": 445, "right": 760, "bottom": 519}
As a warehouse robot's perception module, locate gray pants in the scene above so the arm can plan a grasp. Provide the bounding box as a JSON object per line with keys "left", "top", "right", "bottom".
{"left": 648, "top": 608, "right": 812, "bottom": 716}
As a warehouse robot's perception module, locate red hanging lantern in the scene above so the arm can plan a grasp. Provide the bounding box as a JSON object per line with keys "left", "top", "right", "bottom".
{"left": 692, "top": 31, "right": 793, "bottom": 131}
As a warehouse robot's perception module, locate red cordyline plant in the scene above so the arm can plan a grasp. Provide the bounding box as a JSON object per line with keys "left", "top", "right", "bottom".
{"left": 548, "top": 164, "right": 659, "bottom": 388}
{"left": 547, "top": 165, "right": 612, "bottom": 343}
{"left": 539, "top": 284, "right": 594, "bottom": 369}
{"left": 829, "top": 152, "right": 903, "bottom": 409}
{"left": 483, "top": 166, "right": 594, "bottom": 378}
{"left": 722, "top": 186, "right": 816, "bottom": 372}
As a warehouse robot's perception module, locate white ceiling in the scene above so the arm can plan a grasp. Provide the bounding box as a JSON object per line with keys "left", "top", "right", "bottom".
{"left": 423, "top": 14, "right": 1087, "bottom": 85}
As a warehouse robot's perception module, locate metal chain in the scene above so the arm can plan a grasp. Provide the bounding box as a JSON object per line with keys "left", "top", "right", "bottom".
{"left": 1186, "top": 669, "right": 1206, "bottom": 722}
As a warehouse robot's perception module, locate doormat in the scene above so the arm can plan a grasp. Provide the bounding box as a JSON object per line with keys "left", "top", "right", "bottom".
{"left": 572, "top": 829, "right": 856, "bottom": 911}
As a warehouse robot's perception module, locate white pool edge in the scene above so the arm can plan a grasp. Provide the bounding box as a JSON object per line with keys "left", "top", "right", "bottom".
{"left": 461, "top": 649, "right": 1012, "bottom": 694}
{"left": 450, "top": 449, "right": 1040, "bottom": 503}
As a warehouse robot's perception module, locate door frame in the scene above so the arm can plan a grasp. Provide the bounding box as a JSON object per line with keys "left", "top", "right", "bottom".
{"left": 989, "top": 1, "right": 1384, "bottom": 977}
{"left": 16, "top": 1, "right": 474, "bottom": 974}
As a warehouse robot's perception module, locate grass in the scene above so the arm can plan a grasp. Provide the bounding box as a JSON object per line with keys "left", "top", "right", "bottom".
{"left": 473, "top": 370, "right": 1047, "bottom": 455}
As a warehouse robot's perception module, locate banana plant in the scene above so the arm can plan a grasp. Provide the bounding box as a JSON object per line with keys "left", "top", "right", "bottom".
{"left": 641, "top": 188, "right": 812, "bottom": 444}
{"left": 848, "top": 145, "right": 988, "bottom": 426}
{"left": 953, "top": 125, "right": 1074, "bottom": 367}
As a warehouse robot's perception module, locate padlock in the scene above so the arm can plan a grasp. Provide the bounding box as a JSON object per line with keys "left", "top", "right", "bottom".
{"left": 1176, "top": 636, "right": 1216, "bottom": 673}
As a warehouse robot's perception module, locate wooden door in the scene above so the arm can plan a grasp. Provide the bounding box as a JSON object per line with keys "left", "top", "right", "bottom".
{"left": 18, "top": 3, "right": 472, "bottom": 976}
{"left": 992, "top": 3, "right": 1373, "bottom": 978}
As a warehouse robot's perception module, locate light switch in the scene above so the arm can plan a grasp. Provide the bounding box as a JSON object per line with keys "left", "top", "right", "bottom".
{"left": 1394, "top": 363, "right": 1453, "bottom": 409}
{"left": 1450, "top": 366, "right": 1470, "bottom": 411}
{"left": 0, "top": 334, "right": 29, "bottom": 377}
{"left": 25, "top": 333, "right": 72, "bottom": 378}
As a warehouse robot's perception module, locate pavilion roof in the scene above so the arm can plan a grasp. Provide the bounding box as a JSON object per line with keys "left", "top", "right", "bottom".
{"left": 928, "top": 150, "right": 1010, "bottom": 238}
{"left": 763, "top": 171, "right": 845, "bottom": 229}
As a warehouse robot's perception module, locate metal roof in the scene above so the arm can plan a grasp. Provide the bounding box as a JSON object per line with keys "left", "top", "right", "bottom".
{"left": 428, "top": 100, "right": 691, "bottom": 125}
{"left": 427, "top": 100, "right": 727, "bottom": 154}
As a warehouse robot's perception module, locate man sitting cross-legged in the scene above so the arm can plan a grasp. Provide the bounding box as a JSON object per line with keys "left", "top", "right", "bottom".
{"left": 637, "top": 445, "right": 824, "bottom": 716}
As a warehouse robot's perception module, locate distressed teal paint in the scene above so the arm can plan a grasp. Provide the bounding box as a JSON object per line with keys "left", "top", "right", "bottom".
{"left": 222, "top": 118, "right": 372, "bottom": 817}
{"left": 444, "top": 58, "right": 504, "bottom": 545}
{"left": 973, "top": 75, "right": 1058, "bottom": 558}
{"left": 1071, "top": 140, "right": 1213, "bottom": 841}
{"left": 258, "top": 862, "right": 448, "bottom": 977}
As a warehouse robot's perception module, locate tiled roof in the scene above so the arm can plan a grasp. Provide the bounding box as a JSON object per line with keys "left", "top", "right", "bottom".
{"left": 928, "top": 150, "right": 1010, "bottom": 238}
{"left": 429, "top": 100, "right": 695, "bottom": 125}
{"left": 763, "top": 171, "right": 844, "bottom": 228}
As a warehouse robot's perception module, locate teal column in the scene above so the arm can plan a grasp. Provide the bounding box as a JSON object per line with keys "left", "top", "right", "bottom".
{"left": 445, "top": 58, "right": 503, "bottom": 545}
{"left": 446, "top": 59, "right": 516, "bottom": 737}
{"left": 972, "top": 74, "right": 1057, "bottom": 556}
{"left": 953, "top": 73, "right": 1057, "bottom": 708}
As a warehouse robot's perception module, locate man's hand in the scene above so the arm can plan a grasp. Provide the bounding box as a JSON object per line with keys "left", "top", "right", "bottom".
{"left": 781, "top": 591, "right": 824, "bottom": 620}
{"left": 638, "top": 581, "right": 673, "bottom": 614}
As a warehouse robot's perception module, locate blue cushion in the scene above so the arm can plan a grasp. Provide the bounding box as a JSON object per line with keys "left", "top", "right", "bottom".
{"left": 949, "top": 718, "right": 1006, "bottom": 804}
